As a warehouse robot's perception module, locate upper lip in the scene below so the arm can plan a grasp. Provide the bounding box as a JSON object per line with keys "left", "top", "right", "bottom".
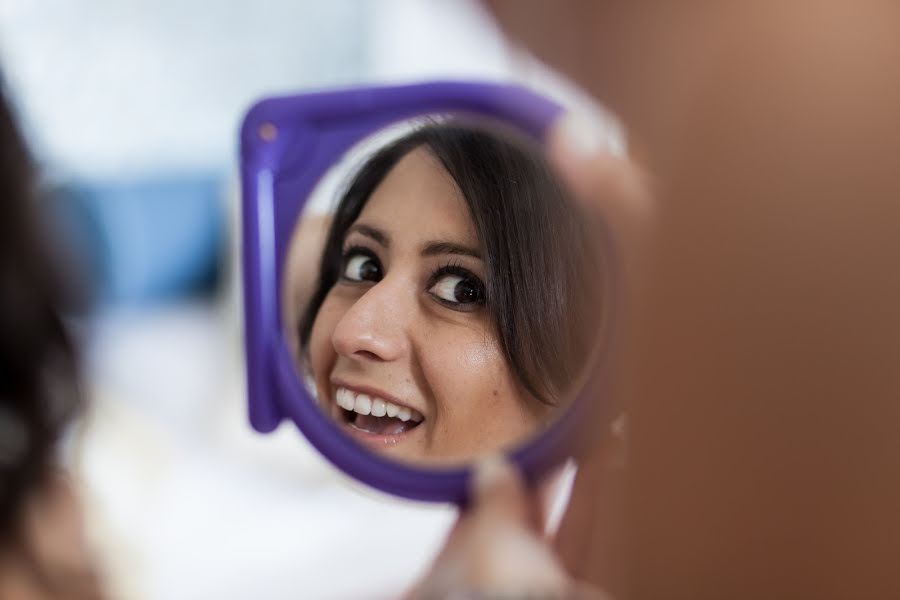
{"left": 329, "top": 378, "right": 426, "bottom": 418}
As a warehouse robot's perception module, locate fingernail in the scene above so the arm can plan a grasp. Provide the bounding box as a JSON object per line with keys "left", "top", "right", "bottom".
{"left": 473, "top": 453, "right": 509, "bottom": 496}
{"left": 554, "top": 111, "right": 623, "bottom": 161}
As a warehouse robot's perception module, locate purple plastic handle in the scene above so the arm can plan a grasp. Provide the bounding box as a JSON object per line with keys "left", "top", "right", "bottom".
{"left": 239, "top": 81, "right": 619, "bottom": 504}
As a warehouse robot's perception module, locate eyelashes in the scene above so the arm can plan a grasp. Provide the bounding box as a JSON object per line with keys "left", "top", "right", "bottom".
{"left": 339, "top": 245, "right": 382, "bottom": 283}
{"left": 337, "top": 246, "right": 486, "bottom": 311}
{"left": 426, "top": 263, "right": 486, "bottom": 310}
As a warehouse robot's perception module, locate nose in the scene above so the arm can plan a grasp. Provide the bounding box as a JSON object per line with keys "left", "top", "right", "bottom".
{"left": 331, "top": 276, "right": 413, "bottom": 363}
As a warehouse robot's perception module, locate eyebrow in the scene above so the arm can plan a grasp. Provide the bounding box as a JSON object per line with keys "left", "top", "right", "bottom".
{"left": 346, "top": 223, "right": 481, "bottom": 259}
{"left": 347, "top": 223, "right": 389, "bottom": 247}
{"left": 422, "top": 241, "right": 482, "bottom": 260}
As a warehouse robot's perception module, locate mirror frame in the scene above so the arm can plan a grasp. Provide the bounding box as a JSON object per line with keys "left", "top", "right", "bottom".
{"left": 240, "top": 81, "right": 618, "bottom": 504}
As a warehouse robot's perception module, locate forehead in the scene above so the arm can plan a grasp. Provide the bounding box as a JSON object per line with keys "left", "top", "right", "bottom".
{"left": 355, "top": 147, "right": 477, "bottom": 246}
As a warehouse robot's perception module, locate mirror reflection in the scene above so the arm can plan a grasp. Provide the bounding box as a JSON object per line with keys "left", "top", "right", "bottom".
{"left": 283, "top": 118, "right": 604, "bottom": 466}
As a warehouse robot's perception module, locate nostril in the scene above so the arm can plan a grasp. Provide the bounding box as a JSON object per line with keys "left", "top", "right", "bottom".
{"left": 355, "top": 350, "right": 381, "bottom": 361}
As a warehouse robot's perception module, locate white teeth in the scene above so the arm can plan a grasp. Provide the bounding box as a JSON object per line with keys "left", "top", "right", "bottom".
{"left": 371, "top": 398, "right": 386, "bottom": 417}
{"left": 354, "top": 394, "right": 372, "bottom": 415}
{"left": 334, "top": 387, "right": 424, "bottom": 423}
{"left": 336, "top": 388, "right": 355, "bottom": 411}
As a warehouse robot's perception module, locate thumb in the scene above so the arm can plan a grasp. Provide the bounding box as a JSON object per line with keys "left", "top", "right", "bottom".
{"left": 547, "top": 112, "right": 655, "bottom": 268}
{"left": 467, "top": 454, "right": 540, "bottom": 532}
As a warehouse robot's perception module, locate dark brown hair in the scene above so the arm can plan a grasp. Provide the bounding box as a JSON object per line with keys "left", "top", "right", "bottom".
{"left": 0, "top": 81, "right": 81, "bottom": 549}
{"left": 300, "top": 120, "right": 603, "bottom": 405}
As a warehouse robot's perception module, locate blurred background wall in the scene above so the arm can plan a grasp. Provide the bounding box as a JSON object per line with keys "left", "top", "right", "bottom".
{"left": 0, "top": 1, "right": 619, "bottom": 598}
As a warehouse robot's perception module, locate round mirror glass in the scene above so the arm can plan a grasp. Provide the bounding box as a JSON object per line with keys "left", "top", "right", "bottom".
{"left": 278, "top": 114, "right": 608, "bottom": 468}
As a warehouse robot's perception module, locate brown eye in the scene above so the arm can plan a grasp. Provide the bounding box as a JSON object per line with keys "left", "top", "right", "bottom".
{"left": 429, "top": 273, "right": 485, "bottom": 306}
{"left": 342, "top": 252, "right": 382, "bottom": 282}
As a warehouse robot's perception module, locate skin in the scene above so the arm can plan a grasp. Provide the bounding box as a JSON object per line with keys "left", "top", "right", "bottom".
{"left": 421, "top": 2, "right": 900, "bottom": 599}
{"left": 0, "top": 474, "right": 102, "bottom": 599}
{"left": 307, "top": 147, "right": 549, "bottom": 465}
{"left": 406, "top": 457, "right": 611, "bottom": 600}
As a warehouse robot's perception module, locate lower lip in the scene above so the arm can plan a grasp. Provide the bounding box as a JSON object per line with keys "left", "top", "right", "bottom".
{"left": 339, "top": 421, "right": 412, "bottom": 448}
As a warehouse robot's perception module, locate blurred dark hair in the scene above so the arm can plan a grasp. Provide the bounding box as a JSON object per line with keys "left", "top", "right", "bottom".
{"left": 300, "top": 120, "right": 604, "bottom": 405}
{"left": 0, "top": 82, "right": 81, "bottom": 549}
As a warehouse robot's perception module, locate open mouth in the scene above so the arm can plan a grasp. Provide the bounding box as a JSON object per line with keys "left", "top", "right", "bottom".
{"left": 334, "top": 386, "right": 424, "bottom": 437}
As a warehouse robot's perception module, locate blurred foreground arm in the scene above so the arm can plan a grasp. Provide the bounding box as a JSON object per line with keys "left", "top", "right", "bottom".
{"left": 488, "top": 2, "right": 900, "bottom": 598}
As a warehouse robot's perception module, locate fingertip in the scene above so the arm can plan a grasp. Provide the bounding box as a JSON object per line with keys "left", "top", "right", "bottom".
{"left": 547, "top": 114, "right": 655, "bottom": 261}
{"left": 468, "top": 454, "right": 535, "bottom": 525}
{"left": 472, "top": 453, "right": 517, "bottom": 498}
{"left": 547, "top": 113, "right": 638, "bottom": 213}
{"left": 548, "top": 113, "right": 614, "bottom": 199}
{"left": 550, "top": 111, "right": 619, "bottom": 164}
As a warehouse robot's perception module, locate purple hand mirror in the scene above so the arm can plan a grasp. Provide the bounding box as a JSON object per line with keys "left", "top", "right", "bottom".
{"left": 240, "top": 81, "right": 618, "bottom": 504}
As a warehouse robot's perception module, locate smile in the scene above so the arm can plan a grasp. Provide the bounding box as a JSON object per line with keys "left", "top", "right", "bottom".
{"left": 333, "top": 386, "right": 424, "bottom": 438}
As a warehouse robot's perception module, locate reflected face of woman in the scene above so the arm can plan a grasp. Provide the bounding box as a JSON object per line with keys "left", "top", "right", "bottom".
{"left": 308, "top": 148, "right": 549, "bottom": 463}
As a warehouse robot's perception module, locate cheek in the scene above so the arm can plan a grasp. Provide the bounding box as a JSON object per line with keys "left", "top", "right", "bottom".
{"left": 423, "top": 328, "right": 531, "bottom": 422}
{"left": 308, "top": 295, "right": 344, "bottom": 383}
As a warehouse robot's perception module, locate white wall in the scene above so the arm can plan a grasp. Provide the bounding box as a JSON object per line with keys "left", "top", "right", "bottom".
{"left": 0, "top": 0, "right": 620, "bottom": 178}
{"left": 0, "top": 0, "right": 366, "bottom": 177}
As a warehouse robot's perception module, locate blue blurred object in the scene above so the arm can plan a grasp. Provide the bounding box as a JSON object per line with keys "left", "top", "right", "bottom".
{"left": 55, "top": 173, "right": 226, "bottom": 305}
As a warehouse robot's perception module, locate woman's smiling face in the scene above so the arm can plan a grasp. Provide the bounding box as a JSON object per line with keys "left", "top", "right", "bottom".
{"left": 308, "top": 147, "right": 550, "bottom": 464}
